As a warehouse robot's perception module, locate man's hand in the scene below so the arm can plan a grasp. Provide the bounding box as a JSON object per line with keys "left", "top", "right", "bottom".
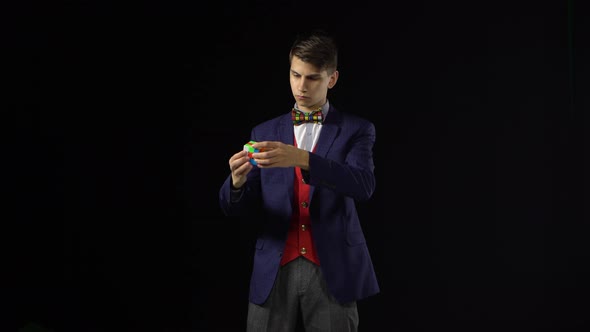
{"left": 229, "top": 150, "right": 253, "bottom": 188}
{"left": 251, "top": 141, "right": 309, "bottom": 170}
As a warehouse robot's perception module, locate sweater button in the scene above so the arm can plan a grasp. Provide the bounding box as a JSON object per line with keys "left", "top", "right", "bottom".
{"left": 301, "top": 201, "right": 308, "bottom": 208}
{"left": 301, "top": 224, "right": 307, "bottom": 231}
{"left": 300, "top": 247, "right": 307, "bottom": 255}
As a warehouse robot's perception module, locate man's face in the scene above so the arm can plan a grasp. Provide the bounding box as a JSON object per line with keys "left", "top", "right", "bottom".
{"left": 289, "top": 56, "right": 338, "bottom": 112}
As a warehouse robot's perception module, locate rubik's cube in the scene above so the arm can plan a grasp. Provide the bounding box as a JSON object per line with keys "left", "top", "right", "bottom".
{"left": 243, "top": 140, "right": 265, "bottom": 165}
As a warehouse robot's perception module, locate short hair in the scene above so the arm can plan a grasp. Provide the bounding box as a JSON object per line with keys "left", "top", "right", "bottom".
{"left": 289, "top": 30, "right": 338, "bottom": 74}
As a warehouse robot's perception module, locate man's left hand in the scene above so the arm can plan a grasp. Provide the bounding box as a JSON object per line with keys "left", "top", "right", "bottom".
{"left": 251, "top": 141, "right": 309, "bottom": 170}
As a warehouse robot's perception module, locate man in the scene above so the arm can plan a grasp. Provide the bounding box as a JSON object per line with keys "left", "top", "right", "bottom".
{"left": 219, "top": 29, "right": 379, "bottom": 331}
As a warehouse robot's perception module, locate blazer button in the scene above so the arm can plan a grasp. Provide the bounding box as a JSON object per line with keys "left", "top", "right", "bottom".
{"left": 300, "top": 247, "right": 307, "bottom": 255}
{"left": 301, "top": 201, "right": 308, "bottom": 208}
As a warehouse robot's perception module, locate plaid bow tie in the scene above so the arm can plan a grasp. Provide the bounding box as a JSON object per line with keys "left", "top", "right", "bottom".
{"left": 292, "top": 108, "right": 323, "bottom": 126}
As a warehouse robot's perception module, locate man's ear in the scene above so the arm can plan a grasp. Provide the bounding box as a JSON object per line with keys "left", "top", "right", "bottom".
{"left": 328, "top": 70, "right": 339, "bottom": 89}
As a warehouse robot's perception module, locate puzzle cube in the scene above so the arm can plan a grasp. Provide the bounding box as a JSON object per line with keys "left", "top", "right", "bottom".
{"left": 243, "top": 140, "right": 265, "bottom": 165}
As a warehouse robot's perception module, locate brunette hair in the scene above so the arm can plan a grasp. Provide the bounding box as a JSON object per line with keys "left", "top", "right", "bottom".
{"left": 289, "top": 30, "right": 338, "bottom": 74}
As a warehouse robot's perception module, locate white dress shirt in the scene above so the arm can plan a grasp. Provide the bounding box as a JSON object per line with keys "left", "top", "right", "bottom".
{"left": 293, "top": 100, "right": 330, "bottom": 152}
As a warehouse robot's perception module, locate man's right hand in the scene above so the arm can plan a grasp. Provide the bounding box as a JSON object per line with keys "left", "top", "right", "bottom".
{"left": 229, "top": 150, "right": 253, "bottom": 189}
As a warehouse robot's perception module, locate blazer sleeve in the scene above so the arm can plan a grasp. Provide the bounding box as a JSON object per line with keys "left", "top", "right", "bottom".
{"left": 306, "top": 121, "right": 376, "bottom": 201}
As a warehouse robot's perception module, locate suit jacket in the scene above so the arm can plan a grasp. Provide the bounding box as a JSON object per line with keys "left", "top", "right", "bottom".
{"left": 219, "top": 104, "right": 380, "bottom": 305}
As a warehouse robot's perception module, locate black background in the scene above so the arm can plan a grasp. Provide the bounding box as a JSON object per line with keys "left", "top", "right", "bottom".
{"left": 5, "top": 0, "right": 588, "bottom": 331}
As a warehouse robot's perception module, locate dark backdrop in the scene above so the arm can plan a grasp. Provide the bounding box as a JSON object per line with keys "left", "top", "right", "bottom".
{"left": 5, "top": 1, "right": 587, "bottom": 331}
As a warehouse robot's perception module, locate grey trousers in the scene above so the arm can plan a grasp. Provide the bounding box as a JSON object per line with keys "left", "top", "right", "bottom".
{"left": 247, "top": 257, "right": 358, "bottom": 332}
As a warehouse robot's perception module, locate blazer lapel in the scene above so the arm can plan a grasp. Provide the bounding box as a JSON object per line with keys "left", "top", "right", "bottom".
{"left": 309, "top": 107, "right": 341, "bottom": 199}
{"left": 278, "top": 113, "right": 295, "bottom": 204}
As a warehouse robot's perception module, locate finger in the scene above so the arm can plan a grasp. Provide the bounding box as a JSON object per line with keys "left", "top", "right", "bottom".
{"left": 229, "top": 151, "right": 245, "bottom": 165}
{"left": 252, "top": 141, "right": 278, "bottom": 150}
{"left": 234, "top": 160, "right": 253, "bottom": 175}
{"left": 253, "top": 154, "right": 276, "bottom": 165}
{"left": 230, "top": 155, "right": 250, "bottom": 171}
{"left": 254, "top": 160, "right": 278, "bottom": 168}
{"left": 251, "top": 151, "right": 271, "bottom": 159}
{"left": 231, "top": 150, "right": 248, "bottom": 161}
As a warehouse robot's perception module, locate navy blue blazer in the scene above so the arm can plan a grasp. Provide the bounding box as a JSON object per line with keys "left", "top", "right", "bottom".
{"left": 219, "top": 104, "right": 380, "bottom": 305}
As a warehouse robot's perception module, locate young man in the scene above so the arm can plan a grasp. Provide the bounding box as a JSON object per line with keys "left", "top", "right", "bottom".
{"left": 219, "top": 30, "right": 380, "bottom": 332}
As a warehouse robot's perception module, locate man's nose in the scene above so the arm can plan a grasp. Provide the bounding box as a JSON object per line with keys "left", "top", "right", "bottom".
{"left": 298, "top": 78, "right": 308, "bottom": 92}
